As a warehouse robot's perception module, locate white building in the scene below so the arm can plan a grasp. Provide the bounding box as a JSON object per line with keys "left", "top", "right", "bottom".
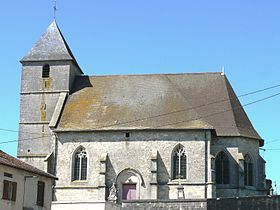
{"left": 0, "top": 150, "right": 57, "bottom": 210}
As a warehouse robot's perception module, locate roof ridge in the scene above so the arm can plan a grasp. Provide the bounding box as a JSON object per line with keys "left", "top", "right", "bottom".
{"left": 0, "top": 150, "right": 57, "bottom": 179}
{"left": 80, "top": 72, "right": 223, "bottom": 78}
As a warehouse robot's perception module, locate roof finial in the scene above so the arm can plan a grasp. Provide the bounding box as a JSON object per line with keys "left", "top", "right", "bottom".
{"left": 221, "top": 65, "right": 225, "bottom": 75}
{"left": 53, "top": 0, "right": 57, "bottom": 20}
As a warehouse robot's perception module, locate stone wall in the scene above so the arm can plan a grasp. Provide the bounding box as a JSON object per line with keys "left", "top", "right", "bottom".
{"left": 207, "top": 195, "right": 280, "bottom": 210}
{"left": 52, "top": 201, "right": 121, "bottom": 210}
{"left": 122, "top": 196, "right": 280, "bottom": 210}
{"left": 211, "top": 136, "right": 266, "bottom": 197}
{"left": 122, "top": 199, "right": 207, "bottom": 210}
{"left": 54, "top": 130, "right": 266, "bottom": 204}
{"left": 55, "top": 130, "right": 211, "bottom": 202}
{"left": 18, "top": 60, "right": 81, "bottom": 171}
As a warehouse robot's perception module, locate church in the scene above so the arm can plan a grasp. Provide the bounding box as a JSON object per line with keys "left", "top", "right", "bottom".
{"left": 17, "top": 21, "right": 267, "bottom": 209}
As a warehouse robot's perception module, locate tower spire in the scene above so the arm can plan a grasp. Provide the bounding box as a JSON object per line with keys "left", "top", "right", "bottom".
{"left": 53, "top": 0, "right": 57, "bottom": 20}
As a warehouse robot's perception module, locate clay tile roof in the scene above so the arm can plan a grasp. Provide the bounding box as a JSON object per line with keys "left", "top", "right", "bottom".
{"left": 0, "top": 150, "right": 57, "bottom": 179}
{"left": 56, "top": 72, "right": 262, "bottom": 143}
{"left": 21, "top": 20, "right": 83, "bottom": 73}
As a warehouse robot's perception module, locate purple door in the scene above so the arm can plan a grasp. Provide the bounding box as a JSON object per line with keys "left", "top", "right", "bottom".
{"left": 122, "top": 184, "right": 137, "bottom": 200}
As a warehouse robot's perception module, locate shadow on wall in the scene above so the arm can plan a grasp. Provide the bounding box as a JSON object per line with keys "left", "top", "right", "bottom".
{"left": 215, "top": 150, "right": 244, "bottom": 198}
{"left": 157, "top": 153, "right": 170, "bottom": 199}
{"left": 106, "top": 156, "right": 117, "bottom": 199}
{"left": 70, "top": 76, "right": 93, "bottom": 94}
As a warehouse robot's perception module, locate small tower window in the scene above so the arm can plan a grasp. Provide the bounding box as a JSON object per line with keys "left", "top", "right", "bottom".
{"left": 125, "top": 132, "right": 130, "bottom": 138}
{"left": 42, "top": 64, "right": 50, "bottom": 78}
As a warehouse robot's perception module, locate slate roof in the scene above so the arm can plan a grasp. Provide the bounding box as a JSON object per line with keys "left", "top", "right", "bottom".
{"left": 21, "top": 21, "right": 83, "bottom": 73}
{"left": 56, "top": 72, "right": 262, "bottom": 143}
{"left": 0, "top": 150, "right": 57, "bottom": 179}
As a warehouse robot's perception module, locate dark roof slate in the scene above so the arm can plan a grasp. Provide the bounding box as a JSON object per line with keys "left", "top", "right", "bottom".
{"left": 21, "top": 21, "right": 83, "bottom": 73}
{"left": 0, "top": 150, "right": 57, "bottom": 179}
{"left": 56, "top": 72, "right": 262, "bottom": 142}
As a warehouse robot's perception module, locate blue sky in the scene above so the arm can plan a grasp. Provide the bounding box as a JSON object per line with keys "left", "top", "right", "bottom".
{"left": 0, "top": 1, "right": 279, "bottom": 192}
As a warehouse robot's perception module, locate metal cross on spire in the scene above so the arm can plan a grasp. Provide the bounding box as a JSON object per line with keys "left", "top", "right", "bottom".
{"left": 53, "top": 0, "right": 57, "bottom": 20}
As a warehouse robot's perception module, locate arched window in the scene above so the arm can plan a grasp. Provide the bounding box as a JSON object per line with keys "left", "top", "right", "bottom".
{"left": 42, "top": 64, "right": 50, "bottom": 78}
{"left": 215, "top": 151, "right": 229, "bottom": 184}
{"left": 172, "top": 145, "right": 187, "bottom": 179}
{"left": 73, "top": 147, "right": 87, "bottom": 181}
{"left": 244, "top": 154, "right": 253, "bottom": 186}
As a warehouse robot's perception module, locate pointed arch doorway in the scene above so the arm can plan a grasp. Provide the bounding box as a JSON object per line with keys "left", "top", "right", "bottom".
{"left": 116, "top": 168, "right": 144, "bottom": 201}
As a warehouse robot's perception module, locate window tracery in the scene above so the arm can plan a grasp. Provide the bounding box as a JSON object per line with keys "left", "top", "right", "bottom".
{"left": 172, "top": 145, "right": 187, "bottom": 179}
{"left": 215, "top": 151, "right": 229, "bottom": 184}
{"left": 73, "top": 147, "right": 87, "bottom": 181}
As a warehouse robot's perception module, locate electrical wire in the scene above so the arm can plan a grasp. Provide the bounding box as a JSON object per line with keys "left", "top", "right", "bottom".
{"left": 0, "top": 90, "right": 279, "bottom": 145}
{"left": 0, "top": 135, "right": 51, "bottom": 145}
{"left": 151, "top": 92, "right": 280, "bottom": 128}
{"left": 0, "top": 83, "right": 279, "bottom": 145}
{"left": 265, "top": 139, "right": 280, "bottom": 145}
{"left": 0, "top": 128, "right": 52, "bottom": 136}
{"left": 95, "top": 84, "right": 280, "bottom": 129}
{"left": 261, "top": 148, "right": 280, "bottom": 151}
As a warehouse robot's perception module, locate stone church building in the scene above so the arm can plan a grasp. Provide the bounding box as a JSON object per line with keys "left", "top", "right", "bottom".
{"left": 17, "top": 21, "right": 267, "bottom": 209}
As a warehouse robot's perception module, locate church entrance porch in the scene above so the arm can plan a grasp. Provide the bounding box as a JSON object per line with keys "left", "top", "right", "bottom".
{"left": 116, "top": 168, "right": 144, "bottom": 202}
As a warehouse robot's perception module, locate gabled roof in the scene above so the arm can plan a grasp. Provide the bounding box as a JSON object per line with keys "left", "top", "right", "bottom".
{"left": 56, "top": 72, "right": 262, "bottom": 143}
{"left": 21, "top": 21, "right": 83, "bottom": 73}
{"left": 0, "top": 150, "right": 57, "bottom": 179}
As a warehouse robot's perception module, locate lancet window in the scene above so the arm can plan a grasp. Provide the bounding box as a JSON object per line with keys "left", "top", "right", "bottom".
{"left": 73, "top": 147, "right": 87, "bottom": 181}
{"left": 172, "top": 145, "right": 187, "bottom": 179}
{"left": 215, "top": 151, "right": 230, "bottom": 184}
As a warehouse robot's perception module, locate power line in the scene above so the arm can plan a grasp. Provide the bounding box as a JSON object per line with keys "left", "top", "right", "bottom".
{"left": 238, "top": 84, "right": 280, "bottom": 98}
{"left": 262, "top": 148, "right": 280, "bottom": 151}
{"left": 95, "top": 83, "right": 280, "bottom": 129}
{"left": 0, "top": 128, "right": 20, "bottom": 133}
{"left": 0, "top": 135, "right": 50, "bottom": 145}
{"left": 151, "top": 92, "right": 280, "bottom": 129}
{"left": 0, "top": 83, "right": 280, "bottom": 136}
{"left": 0, "top": 128, "right": 52, "bottom": 136}
{"left": 0, "top": 91, "right": 279, "bottom": 146}
{"left": 265, "top": 139, "right": 280, "bottom": 145}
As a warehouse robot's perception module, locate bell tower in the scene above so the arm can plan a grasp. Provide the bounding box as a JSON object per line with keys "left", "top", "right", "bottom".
{"left": 18, "top": 21, "right": 83, "bottom": 172}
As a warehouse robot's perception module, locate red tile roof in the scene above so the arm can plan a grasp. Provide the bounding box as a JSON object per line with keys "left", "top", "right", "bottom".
{"left": 0, "top": 150, "right": 57, "bottom": 179}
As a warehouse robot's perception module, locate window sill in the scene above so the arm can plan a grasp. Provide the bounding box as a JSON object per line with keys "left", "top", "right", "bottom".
{"left": 71, "top": 180, "right": 88, "bottom": 183}
{"left": 167, "top": 180, "right": 207, "bottom": 186}
{"left": 2, "top": 199, "right": 15, "bottom": 202}
{"left": 169, "top": 179, "right": 187, "bottom": 182}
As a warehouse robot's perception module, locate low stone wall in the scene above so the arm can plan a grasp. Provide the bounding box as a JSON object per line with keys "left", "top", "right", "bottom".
{"left": 207, "top": 195, "right": 280, "bottom": 210}
{"left": 122, "top": 199, "right": 207, "bottom": 210}
{"left": 51, "top": 196, "right": 280, "bottom": 210}
{"left": 52, "top": 201, "right": 121, "bottom": 210}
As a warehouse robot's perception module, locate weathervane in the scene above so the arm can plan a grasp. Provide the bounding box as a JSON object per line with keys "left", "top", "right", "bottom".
{"left": 53, "top": 0, "right": 57, "bottom": 20}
